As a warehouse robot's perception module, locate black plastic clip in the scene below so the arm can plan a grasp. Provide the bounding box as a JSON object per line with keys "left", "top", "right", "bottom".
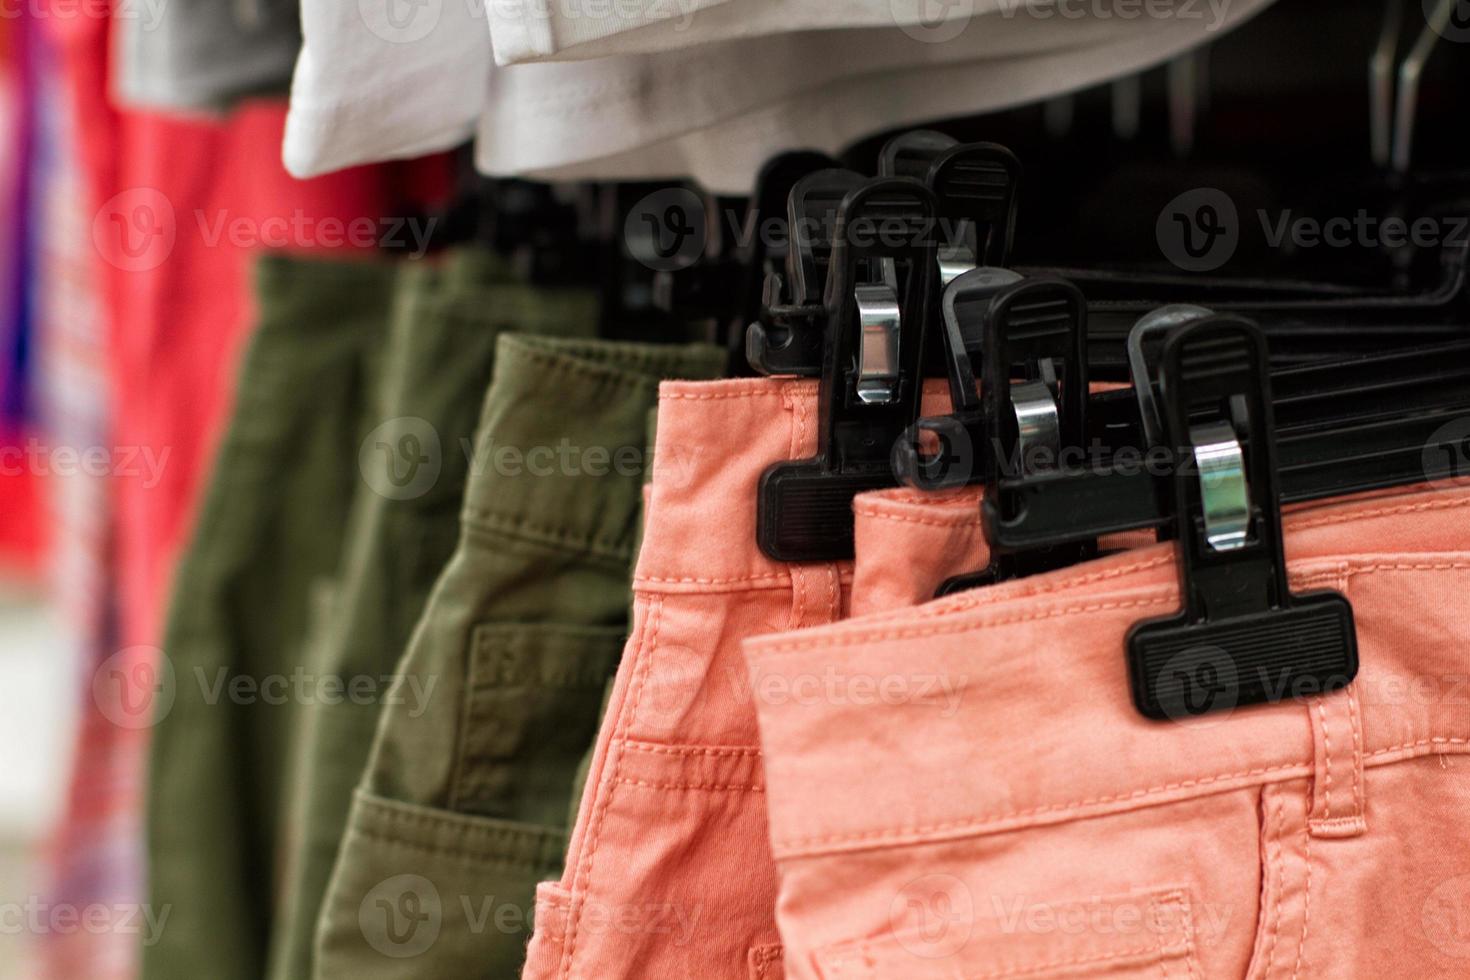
{"left": 879, "top": 132, "right": 1021, "bottom": 283}
{"left": 892, "top": 266, "right": 1021, "bottom": 490}
{"left": 936, "top": 278, "right": 1096, "bottom": 592}
{"left": 756, "top": 177, "right": 939, "bottom": 561}
{"left": 731, "top": 152, "right": 840, "bottom": 371}
{"left": 746, "top": 169, "right": 865, "bottom": 376}
{"left": 1127, "top": 315, "right": 1358, "bottom": 721}
{"left": 926, "top": 140, "right": 1021, "bottom": 281}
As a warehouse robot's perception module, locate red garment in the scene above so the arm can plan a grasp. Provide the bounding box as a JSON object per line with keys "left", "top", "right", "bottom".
{"left": 38, "top": 8, "right": 449, "bottom": 978}
{"left": 0, "top": 18, "right": 46, "bottom": 576}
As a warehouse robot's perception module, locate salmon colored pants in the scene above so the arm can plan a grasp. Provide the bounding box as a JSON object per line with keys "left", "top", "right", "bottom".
{"left": 746, "top": 483, "right": 1470, "bottom": 980}
{"left": 522, "top": 378, "right": 980, "bottom": 979}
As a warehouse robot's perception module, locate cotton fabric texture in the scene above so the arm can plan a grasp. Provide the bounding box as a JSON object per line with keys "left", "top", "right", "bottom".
{"left": 312, "top": 335, "right": 725, "bottom": 979}
{"left": 264, "top": 249, "right": 600, "bottom": 980}
{"left": 286, "top": 0, "right": 1274, "bottom": 190}
{"left": 518, "top": 375, "right": 998, "bottom": 979}
{"left": 744, "top": 483, "right": 1470, "bottom": 979}
{"left": 144, "top": 254, "right": 394, "bottom": 980}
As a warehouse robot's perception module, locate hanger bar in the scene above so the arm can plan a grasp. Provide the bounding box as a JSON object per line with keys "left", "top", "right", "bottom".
{"left": 984, "top": 342, "right": 1470, "bottom": 554}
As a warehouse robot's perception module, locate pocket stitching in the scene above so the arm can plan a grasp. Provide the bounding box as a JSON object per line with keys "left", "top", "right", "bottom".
{"left": 1259, "top": 796, "right": 1286, "bottom": 978}
{"left": 818, "top": 888, "right": 1198, "bottom": 980}
{"left": 561, "top": 595, "right": 666, "bottom": 980}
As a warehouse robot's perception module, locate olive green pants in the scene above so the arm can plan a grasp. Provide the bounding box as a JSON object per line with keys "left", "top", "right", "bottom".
{"left": 313, "top": 335, "right": 724, "bottom": 979}
{"left": 144, "top": 254, "right": 395, "bottom": 980}
{"left": 264, "top": 250, "right": 601, "bottom": 980}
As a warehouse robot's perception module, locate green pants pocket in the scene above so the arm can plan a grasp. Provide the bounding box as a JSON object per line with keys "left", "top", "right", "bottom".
{"left": 315, "top": 791, "right": 566, "bottom": 980}
{"left": 448, "top": 622, "right": 625, "bottom": 827}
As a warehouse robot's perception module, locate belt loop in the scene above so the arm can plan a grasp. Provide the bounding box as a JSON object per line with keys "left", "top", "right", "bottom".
{"left": 789, "top": 563, "right": 844, "bottom": 630}
{"left": 1306, "top": 571, "right": 1367, "bottom": 839}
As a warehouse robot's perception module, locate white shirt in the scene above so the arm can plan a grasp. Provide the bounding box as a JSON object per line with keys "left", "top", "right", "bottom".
{"left": 284, "top": 0, "right": 1273, "bottom": 191}
{"left": 485, "top": 0, "right": 990, "bottom": 66}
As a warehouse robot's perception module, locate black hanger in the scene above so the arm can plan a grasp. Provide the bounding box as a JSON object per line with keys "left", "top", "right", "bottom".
{"left": 1127, "top": 315, "right": 1358, "bottom": 720}
{"left": 729, "top": 152, "right": 840, "bottom": 374}
{"left": 755, "top": 175, "right": 939, "bottom": 562}
{"left": 930, "top": 308, "right": 1470, "bottom": 589}
{"left": 747, "top": 169, "right": 866, "bottom": 376}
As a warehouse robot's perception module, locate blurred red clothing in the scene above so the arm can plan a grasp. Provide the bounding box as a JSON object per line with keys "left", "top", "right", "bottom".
{"left": 37, "top": 7, "right": 448, "bottom": 978}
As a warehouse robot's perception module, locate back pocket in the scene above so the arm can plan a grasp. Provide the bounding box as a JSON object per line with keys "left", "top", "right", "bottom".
{"left": 814, "top": 886, "right": 1199, "bottom": 979}
{"left": 448, "top": 622, "right": 624, "bottom": 826}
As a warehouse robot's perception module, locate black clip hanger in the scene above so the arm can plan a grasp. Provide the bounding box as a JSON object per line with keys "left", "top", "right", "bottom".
{"left": 1127, "top": 314, "right": 1358, "bottom": 721}
{"left": 892, "top": 266, "right": 1023, "bottom": 492}
{"left": 756, "top": 177, "right": 939, "bottom": 562}
{"left": 934, "top": 278, "right": 1097, "bottom": 593}
{"left": 730, "top": 152, "right": 841, "bottom": 373}
{"left": 878, "top": 131, "right": 1021, "bottom": 275}
{"left": 879, "top": 130, "right": 958, "bottom": 181}
{"left": 747, "top": 169, "right": 866, "bottom": 376}
{"left": 1072, "top": 235, "right": 1470, "bottom": 378}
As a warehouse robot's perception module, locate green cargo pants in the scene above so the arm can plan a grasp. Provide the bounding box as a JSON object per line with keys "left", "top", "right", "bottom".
{"left": 143, "top": 254, "right": 395, "bottom": 980}
{"left": 313, "top": 334, "right": 724, "bottom": 979}
{"left": 264, "top": 250, "right": 601, "bottom": 980}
